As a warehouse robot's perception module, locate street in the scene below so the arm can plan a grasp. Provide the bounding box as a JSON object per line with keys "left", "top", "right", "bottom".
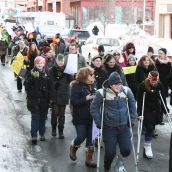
{"left": 0, "top": 64, "right": 171, "bottom": 172}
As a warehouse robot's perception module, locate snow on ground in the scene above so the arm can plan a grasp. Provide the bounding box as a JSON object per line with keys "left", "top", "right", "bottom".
{"left": 0, "top": 87, "right": 44, "bottom": 172}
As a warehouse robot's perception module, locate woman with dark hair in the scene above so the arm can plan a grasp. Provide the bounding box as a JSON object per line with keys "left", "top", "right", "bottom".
{"left": 69, "top": 67, "right": 97, "bottom": 168}
{"left": 25, "top": 42, "right": 40, "bottom": 71}
{"left": 135, "top": 55, "right": 156, "bottom": 90}
{"left": 103, "top": 54, "right": 127, "bottom": 85}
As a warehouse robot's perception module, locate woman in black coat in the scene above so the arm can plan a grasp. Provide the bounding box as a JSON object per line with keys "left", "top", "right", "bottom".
{"left": 69, "top": 67, "right": 97, "bottom": 168}
{"left": 91, "top": 55, "right": 108, "bottom": 89}
{"left": 137, "top": 71, "right": 167, "bottom": 159}
{"left": 24, "top": 56, "right": 54, "bottom": 145}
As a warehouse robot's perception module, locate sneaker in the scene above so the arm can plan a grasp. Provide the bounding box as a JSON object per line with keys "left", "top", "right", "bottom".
{"left": 52, "top": 128, "right": 57, "bottom": 137}
{"left": 114, "top": 155, "right": 127, "bottom": 172}
{"left": 40, "top": 136, "right": 45, "bottom": 141}
{"left": 31, "top": 138, "right": 37, "bottom": 145}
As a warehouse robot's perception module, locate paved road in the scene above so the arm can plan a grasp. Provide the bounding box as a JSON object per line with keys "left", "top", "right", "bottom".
{"left": 1, "top": 64, "right": 171, "bottom": 172}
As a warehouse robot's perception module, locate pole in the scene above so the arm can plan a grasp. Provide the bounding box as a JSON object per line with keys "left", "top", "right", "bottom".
{"left": 143, "top": 0, "right": 146, "bottom": 31}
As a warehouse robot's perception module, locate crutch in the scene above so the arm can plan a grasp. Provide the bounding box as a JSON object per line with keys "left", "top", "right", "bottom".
{"left": 137, "top": 92, "right": 146, "bottom": 163}
{"left": 97, "top": 93, "right": 106, "bottom": 172}
{"left": 159, "top": 91, "right": 172, "bottom": 130}
{"left": 126, "top": 97, "right": 138, "bottom": 172}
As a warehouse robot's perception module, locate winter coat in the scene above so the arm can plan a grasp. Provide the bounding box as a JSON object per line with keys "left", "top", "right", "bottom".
{"left": 135, "top": 65, "right": 155, "bottom": 89}
{"left": 49, "top": 65, "right": 73, "bottom": 105}
{"left": 55, "top": 42, "right": 65, "bottom": 55}
{"left": 155, "top": 59, "right": 172, "bottom": 97}
{"left": 103, "top": 64, "right": 127, "bottom": 86}
{"left": 137, "top": 79, "right": 167, "bottom": 125}
{"left": 0, "top": 40, "right": 8, "bottom": 56}
{"left": 70, "top": 82, "right": 97, "bottom": 125}
{"left": 90, "top": 81, "right": 136, "bottom": 128}
{"left": 91, "top": 64, "right": 108, "bottom": 89}
{"left": 24, "top": 68, "right": 54, "bottom": 113}
{"left": 92, "top": 26, "right": 99, "bottom": 36}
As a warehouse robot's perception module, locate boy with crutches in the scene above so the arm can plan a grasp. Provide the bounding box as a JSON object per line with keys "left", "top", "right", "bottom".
{"left": 90, "top": 72, "right": 136, "bottom": 172}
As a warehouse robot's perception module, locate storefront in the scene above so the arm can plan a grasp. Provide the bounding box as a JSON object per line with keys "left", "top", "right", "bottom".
{"left": 155, "top": 0, "right": 172, "bottom": 39}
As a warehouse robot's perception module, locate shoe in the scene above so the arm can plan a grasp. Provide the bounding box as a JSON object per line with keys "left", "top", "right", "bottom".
{"left": 160, "top": 122, "right": 165, "bottom": 125}
{"left": 59, "top": 132, "right": 64, "bottom": 139}
{"left": 69, "top": 140, "right": 80, "bottom": 161}
{"left": 1, "top": 63, "right": 5, "bottom": 66}
{"left": 152, "top": 130, "right": 158, "bottom": 138}
{"left": 52, "top": 128, "right": 57, "bottom": 137}
{"left": 143, "top": 142, "right": 153, "bottom": 159}
{"left": 114, "top": 155, "right": 127, "bottom": 172}
{"left": 40, "top": 136, "right": 45, "bottom": 141}
{"left": 85, "top": 146, "right": 97, "bottom": 168}
{"left": 31, "top": 138, "right": 37, "bottom": 145}
{"left": 18, "top": 90, "right": 22, "bottom": 92}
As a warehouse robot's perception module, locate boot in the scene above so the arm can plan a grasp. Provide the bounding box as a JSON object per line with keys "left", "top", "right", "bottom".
{"left": 52, "top": 127, "right": 57, "bottom": 137}
{"left": 143, "top": 142, "right": 153, "bottom": 159}
{"left": 114, "top": 155, "right": 127, "bottom": 172}
{"left": 58, "top": 128, "right": 64, "bottom": 139}
{"left": 85, "top": 146, "right": 97, "bottom": 168}
{"left": 104, "top": 168, "right": 109, "bottom": 172}
{"left": 69, "top": 140, "right": 80, "bottom": 161}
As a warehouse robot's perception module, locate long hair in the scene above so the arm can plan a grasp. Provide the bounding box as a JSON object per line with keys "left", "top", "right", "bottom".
{"left": 71, "top": 67, "right": 94, "bottom": 86}
{"left": 137, "top": 55, "right": 154, "bottom": 67}
{"left": 27, "top": 43, "right": 39, "bottom": 60}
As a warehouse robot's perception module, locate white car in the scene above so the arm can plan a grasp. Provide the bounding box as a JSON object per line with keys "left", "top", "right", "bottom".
{"left": 81, "top": 36, "right": 121, "bottom": 61}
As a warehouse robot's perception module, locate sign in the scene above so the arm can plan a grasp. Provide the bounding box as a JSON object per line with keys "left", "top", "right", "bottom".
{"left": 122, "top": 66, "right": 136, "bottom": 75}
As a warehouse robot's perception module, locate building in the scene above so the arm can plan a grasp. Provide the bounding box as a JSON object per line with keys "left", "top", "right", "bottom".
{"left": 26, "top": 0, "right": 155, "bottom": 29}
{"left": 155, "top": 0, "right": 172, "bottom": 39}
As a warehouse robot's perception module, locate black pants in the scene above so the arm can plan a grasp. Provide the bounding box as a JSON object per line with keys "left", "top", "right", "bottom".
{"left": 17, "top": 76, "right": 22, "bottom": 90}
{"left": 1, "top": 54, "right": 6, "bottom": 64}
{"left": 51, "top": 104, "right": 66, "bottom": 131}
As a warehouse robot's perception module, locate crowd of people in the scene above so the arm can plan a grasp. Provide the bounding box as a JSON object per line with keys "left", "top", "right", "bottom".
{"left": 0, "top": 24, "right": 172, "bottom": 172}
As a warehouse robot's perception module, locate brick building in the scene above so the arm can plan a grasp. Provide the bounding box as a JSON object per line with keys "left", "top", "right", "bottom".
{"left": 26, "top": 0, "right": 155, "bottom": 29}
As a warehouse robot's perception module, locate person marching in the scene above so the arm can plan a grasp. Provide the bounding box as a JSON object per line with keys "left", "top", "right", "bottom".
{"left": 69, "top": 67, "right": 97, "bottom": 168}
{"left": 24, "top": 56, "right": 54, "bottom": 145}
{"left": 49, "top": 54, "right": 73, "bottom": 139}
{"left": 90, "top": 72, "right": 136, "bottom": 172}
{"left": 137, "top": 71, "right": 168, "bottom": 159}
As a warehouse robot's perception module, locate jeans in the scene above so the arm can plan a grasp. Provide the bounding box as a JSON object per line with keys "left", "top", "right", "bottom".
{"left": 31, "top": 107, "right": 47, "bottom": 138}
{"left": 103, "top": 125, "right": 131, "bottom": 170}
{"left": 74, "top": 124, "right": 93, "bottom": 147}
{"left": 51, "top": 104, "right": 66, "bottom": 131}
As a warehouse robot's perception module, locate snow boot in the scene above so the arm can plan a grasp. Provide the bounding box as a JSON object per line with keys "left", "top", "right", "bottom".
{"left": 31, "top": 137, "right": 37, "bottom": 145}
{"left": 69, "top": 140, "right": 80, "bottom": 161}
{"left": 52, "top": 127, "right": 57, "bottom": 137}
{"left": 114, "top": 155, "right": 127, "bottom": 172}
{"left": 143, "top": 142, "right": 153, "bottom": 159}
{"left": 85, "top": 146, "right": 97, "bottom": 168}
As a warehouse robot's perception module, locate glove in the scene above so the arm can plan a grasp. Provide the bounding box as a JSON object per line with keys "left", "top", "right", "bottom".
{"left": 32, "top": 71, "right": 39, "bottom": 78}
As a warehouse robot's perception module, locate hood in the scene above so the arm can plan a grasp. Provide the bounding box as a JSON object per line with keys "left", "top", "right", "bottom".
{"left": 125, "top": 42, "right": 135, "bottom": 55}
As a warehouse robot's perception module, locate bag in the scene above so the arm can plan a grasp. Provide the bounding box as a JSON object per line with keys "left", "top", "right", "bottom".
{"left": 18, "top": 68, "right": 27, "bottom": 79}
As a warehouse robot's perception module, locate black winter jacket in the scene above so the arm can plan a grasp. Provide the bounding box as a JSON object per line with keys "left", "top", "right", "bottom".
{"left": 24, "top": 68, "right": 54, "bottom": 113}
{"left": 70, "top": 82, "right": 97, "bottom": 125}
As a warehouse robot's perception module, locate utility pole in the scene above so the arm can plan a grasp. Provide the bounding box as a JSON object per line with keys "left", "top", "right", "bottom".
{"left": 143, "top": 0, "right": 146, "bottom": 31}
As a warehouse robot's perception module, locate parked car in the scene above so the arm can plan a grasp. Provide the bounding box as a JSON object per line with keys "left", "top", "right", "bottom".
{"left": 81, "top": 36, "right": 121, "bottom": 61}
{"left": 65, "top": 29, "right": 90, "bottom": 44}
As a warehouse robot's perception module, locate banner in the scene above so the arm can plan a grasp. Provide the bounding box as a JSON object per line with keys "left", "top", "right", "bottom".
{"left": 10, "top": 52, "right": 27, "bottom": 78}
{"left": 122, "top": 66, "right": 136, "bottom": 75}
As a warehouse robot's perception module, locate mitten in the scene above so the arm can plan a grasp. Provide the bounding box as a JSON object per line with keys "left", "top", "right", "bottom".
{"left": 32, "top": 71, "right": 39, "bottom": 78}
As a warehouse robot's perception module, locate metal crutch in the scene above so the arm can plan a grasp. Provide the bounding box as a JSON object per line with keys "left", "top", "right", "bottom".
{"left": 97, "top": 95, "right": 106, "bottom": 172}
{"left": 137, "top": 92, "right": 146, "bottom": 163}
{"left": 126, "top": 97, "right": 138, "bottom": 172}
{"left": 159, "top": 91, "right": 172, "bottom": 130}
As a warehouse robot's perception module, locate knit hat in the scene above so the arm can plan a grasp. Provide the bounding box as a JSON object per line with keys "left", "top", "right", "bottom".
{"left": 148, "top": 71, "right": 159, "bottom": 81}
{"left": 56, "top": 54, "right": 64, "bottom": 61}
{"left": 42, "top": 46, "right": 51, "bottom": 54}
{"left": 34, "top": 56, "right": 45, "bottom": 65}
{"left": 108, "top": 72, "right": 122, "bottom": 85}
{"left": 92, "top": 55, "right": 102, "bottom": 61}
{"left": 158, "top": 48, "right": 167, "bottom": 55}
{"left": 128, "top": 54, "right": 136, "bottom": 62}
